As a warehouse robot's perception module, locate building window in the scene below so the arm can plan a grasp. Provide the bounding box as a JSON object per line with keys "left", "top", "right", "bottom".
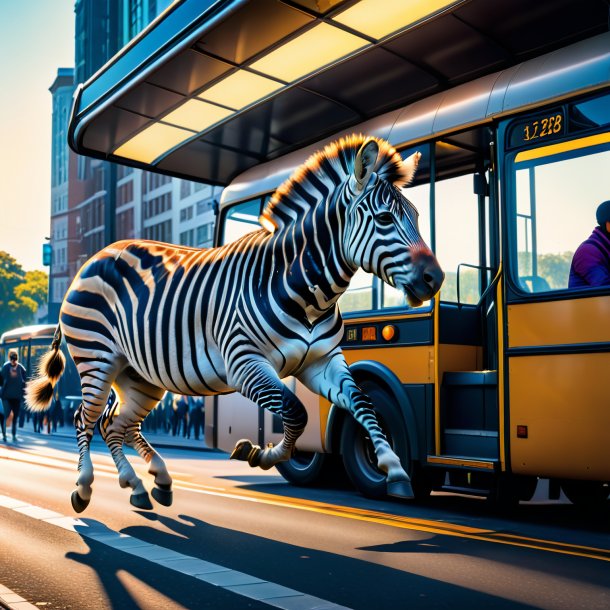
{"left": 117, "top": 207, "right": 135, "bottom": 240}
{"left": 196, "top": 199, "right": 214, "bottom": 215}
{"left": 180, "top": 180, "right": 191, "bottom": 199}
{"left": 144, "top": 220, "right": 172, "bottom": 243}
{"left": 196, "top": 222, "right": 214, "bottom": 247}
{"left": 179, "top": 229, "right": 195, "bottom": 246}
{"left": 180, "top": 206, "right": 194, "bottom": 222}
{"left": 117, "top": 181, "right": 134, "bottom": 206}
{"left": 144, "top": 192, "right": 171, "bottom": 219}
{"left": 117, "top": 164, "right": 133, "bottom": 179}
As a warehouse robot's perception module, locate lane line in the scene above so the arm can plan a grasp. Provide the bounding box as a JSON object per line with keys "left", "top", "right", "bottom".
{"left": 170, "top": 482, "right": 610, "bottom": 563}
{"left": 3, "top": 446, "right": 610, "bottom": 562}
{"left": 0, "top": 494, "right": 350, "bottom": 610}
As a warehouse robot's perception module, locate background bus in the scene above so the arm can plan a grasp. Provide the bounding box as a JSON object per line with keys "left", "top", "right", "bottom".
{"left": 0, "top": 324, "right": 81, "bottom": 409}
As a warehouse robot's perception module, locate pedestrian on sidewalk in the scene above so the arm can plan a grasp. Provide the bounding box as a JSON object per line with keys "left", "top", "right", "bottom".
{"left": 0, "top": 349, "right": 26, "bottom": 442}
{"left": 187, "top": 396, "right": 204, "bottom": 440}
{"left": 172, "top": 394, "right": 189, "bottom": 437}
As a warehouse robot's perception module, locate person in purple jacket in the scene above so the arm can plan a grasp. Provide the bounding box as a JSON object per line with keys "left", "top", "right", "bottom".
{"left": 568, "top": 200, "right": 610, "bottom": 288}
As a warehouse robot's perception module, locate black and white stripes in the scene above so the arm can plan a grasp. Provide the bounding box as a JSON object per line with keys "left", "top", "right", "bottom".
{"left": 27, "top": 135, "right": 443, "bottom": 510}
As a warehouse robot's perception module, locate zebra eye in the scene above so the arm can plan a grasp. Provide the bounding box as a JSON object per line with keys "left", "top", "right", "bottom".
{"left": 377, "top": 212, "right": 394, "bottom": 225}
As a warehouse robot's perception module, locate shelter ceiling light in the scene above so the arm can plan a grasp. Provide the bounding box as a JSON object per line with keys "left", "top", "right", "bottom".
{"left": 114, "top": 122, "right": 193, "bottom": 164}
{"left": 332, "top": 0, "right": 458, "bottom": 40}
{"left": 198, "top": 70, "right": 284, "bottom": 110}
{"left": 250, "top": 22, "right": 369, "bottom": 82}
{"left": 162, "top": 98, "right": 234, "bottom": 132}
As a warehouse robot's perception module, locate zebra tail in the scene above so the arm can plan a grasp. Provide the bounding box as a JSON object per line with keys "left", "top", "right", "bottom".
{"left": 25, "top": 326, "right": 66, "bottom": 412}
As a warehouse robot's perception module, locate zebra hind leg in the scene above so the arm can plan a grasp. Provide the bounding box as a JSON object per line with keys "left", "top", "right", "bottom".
{"left": 100, "top": 370, "right": 167, "bottom": 509}
{"left": 71, "top": 365, "right": 117, "bottom": 513}
{"left": 230, "top": 369, "right": 307, "bottom": 471}
{"left": 126, "top": 427, "right": 173, "bottom": 507}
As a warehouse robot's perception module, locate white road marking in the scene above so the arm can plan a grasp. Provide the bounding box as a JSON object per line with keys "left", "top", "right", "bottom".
{"left": 0, "top": 583, "right": 38, "bottom": 610}
{"left": 0, "top": 494, "right": 350, "bottom": 610}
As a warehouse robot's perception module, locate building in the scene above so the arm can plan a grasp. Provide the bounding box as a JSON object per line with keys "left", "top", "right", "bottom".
{"left": 48, "top": 68, "right": 75, "bottom": 322}
{"left": 48, "top": 0, "right": 219, "bottom": 321}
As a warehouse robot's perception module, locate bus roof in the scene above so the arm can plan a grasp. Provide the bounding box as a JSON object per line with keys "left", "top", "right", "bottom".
{"left": 221, "top": 31, "right": 610, "bottom": 206}
{"left": 68, "top": 0, "right": 609, "bottom": 187}
{"left": 0, "top": 324, "right": 56, "bottom": 344}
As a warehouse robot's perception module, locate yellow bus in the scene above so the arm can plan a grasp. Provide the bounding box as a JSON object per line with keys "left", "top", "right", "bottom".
{"left": 67, "top": 0, "right": 610, "bottom": 506}
{"left": 207, "top": 36, "right": 610, "bottom": 507}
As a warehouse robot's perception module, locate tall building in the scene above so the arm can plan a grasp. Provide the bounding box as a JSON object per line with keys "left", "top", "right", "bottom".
{"left": 48, "top": 0, "right": 219, "bottom": 321}
{"left": 48, "top": 68, "right": 75, "bottom": 322}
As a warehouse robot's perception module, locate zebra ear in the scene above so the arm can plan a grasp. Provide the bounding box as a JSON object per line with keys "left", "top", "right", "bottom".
{"left": 354, "top": 139, "right": 379, "bottom": 190}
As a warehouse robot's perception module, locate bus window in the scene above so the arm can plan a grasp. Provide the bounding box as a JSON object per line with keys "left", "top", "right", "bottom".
{"left": 435, "top": 172, "right": 482, "bottom": 303}
{"left": 382, "top": 181, "right": 431, "bottom": 309}
{"left": 29, "top": 342, "right": 50, "bottom": 377}
{"left": 221, "top": 197, "right": 263, "bottom": 245}
{"left": 512, "top": 142, "right": 610, "bottom": 293}
{"left": 339, "top": 269, "right": 374, "bottom": 314}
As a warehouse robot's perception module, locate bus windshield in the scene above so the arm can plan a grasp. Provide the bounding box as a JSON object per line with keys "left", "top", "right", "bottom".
{"left": 511, "top": 140, "right": 610, "bottom": 293}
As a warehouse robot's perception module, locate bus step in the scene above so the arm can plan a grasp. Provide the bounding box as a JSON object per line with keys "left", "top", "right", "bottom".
{"left": 440, "top": 485, "right": 490, "bottom": 497}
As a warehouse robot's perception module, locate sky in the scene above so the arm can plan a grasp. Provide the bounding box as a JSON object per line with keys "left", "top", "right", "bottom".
{"left": 0, "top": 1, "right": 75, "bottom": 271}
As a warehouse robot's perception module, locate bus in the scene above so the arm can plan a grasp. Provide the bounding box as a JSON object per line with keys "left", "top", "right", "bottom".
{"left": 0, "top": 325, "right": 81, "bottom": 408}
{"left": 208, "top": 36, "right": 610, "bottom": 507}
{"left": 68, "top": 0, "right": 610, "bottom": 506}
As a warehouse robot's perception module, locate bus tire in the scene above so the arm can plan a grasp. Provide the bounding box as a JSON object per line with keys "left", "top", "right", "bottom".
{"left": 340, "top": 383, "right": 427, "bottom": 500}
{"left": 275, "top": 451, "right": 329, "bottom": 486}
{"left": 560, "top": 480, "right": 609, "bottom": 508}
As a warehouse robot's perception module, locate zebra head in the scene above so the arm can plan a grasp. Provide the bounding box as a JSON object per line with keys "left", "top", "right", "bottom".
{"left": 344, "top": 139, "right": 444, "bottom": 307}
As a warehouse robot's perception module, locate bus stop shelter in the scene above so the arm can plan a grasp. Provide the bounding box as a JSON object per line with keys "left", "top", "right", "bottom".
{"left": 69, "top": 0, "right": 609, "bottom": 186}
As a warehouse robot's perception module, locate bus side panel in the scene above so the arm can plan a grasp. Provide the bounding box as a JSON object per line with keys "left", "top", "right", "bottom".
{"left": 509, "top": 352, "right": 610, "bottom": 480}
{"left": 507, "top": 296, "right": 610, "bottom": 481}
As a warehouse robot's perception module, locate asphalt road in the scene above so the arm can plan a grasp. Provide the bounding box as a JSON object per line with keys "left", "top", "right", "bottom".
{"left": 0, "top": 431, "right": 609, "bottom": 610}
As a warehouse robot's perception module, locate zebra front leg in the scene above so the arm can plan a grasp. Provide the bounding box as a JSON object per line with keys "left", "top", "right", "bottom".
{"left": 230, "top": 362, "right": 307, "bottom": 471}
{"left": 126, "top": 427, "right": 173, "bottom": 507}
{"left": 297, "top": 349, "right": 413, "bottom": 499}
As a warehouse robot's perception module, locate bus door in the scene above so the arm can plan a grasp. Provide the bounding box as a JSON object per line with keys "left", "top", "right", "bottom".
{"left": 502, "top": 94, "right": 610, "bottom": 497}
{"left": 430, "top": 132, "right": 502, "bottom": 487}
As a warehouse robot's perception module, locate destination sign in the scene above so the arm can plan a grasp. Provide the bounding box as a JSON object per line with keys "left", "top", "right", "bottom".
{"left": 509, "top": 109, "right": 565, "bottom": 148}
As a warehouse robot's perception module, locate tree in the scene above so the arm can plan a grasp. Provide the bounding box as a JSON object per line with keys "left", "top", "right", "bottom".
{"left": 15, "top": 270, "right": 48, "bottom": 309}
{"left": 0, "top": 252, "right": 48, "bottom": 335}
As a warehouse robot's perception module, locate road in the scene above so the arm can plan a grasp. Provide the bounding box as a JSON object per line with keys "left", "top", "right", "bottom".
{"left": 0, "top": 431, "right": 609, "bottom": 610}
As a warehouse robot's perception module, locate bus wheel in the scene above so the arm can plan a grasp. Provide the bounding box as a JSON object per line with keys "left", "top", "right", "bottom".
{"left": 275, "top": 451, "right": 328, "bottom": 486}
{"left": 340, "top": 383, "right": 426, "bottom": 500}
{"left": 560, "top": 480, "right": 609, "bottom": 508}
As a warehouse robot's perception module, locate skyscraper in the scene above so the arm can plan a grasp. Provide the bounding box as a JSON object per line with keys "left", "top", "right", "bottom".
{"left": 47, "top": 0, "right": 219, "bottom": 321}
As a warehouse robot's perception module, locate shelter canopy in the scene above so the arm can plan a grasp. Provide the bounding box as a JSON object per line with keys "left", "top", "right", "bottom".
{"left": 69, "top": 0, "right": 609, "bottom": 186}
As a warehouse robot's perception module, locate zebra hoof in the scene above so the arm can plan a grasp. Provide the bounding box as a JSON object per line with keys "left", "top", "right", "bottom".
{"left": 130, "top": 491, "right": 153, "bottom": 510}
{"left": 230, "top": 439, "right": 261, "bottom": 467}
{"left": 71, "top": 490, "right": 90, "bottom": 513}
{"left": 151, "top": 486, "right": 173, "bottom": 507}
{"left": 387, "top": 479, "right": 415, "bottom": 500}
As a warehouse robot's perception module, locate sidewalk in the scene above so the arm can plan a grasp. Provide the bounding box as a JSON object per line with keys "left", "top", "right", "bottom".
{"left": 9, "top": 426, "right": 219, "bottom": 453}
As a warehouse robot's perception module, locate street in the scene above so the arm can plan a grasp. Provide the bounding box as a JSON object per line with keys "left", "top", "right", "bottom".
{"left": 0, "top": 432, "right": 608, "bottom": 610}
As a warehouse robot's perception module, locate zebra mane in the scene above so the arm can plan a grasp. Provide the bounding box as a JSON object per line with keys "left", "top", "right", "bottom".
{"left": 260, "top": 134, "right": 413, "bottom": 231}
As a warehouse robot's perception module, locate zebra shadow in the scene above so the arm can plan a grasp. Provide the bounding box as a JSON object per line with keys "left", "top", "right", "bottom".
{"left": 65, "top": 518, "right": 255, "bottom": 609}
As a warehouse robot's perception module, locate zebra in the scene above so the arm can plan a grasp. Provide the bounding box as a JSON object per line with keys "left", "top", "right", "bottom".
{"left": 26, "top": 135, "right": 443, "bottom": 513}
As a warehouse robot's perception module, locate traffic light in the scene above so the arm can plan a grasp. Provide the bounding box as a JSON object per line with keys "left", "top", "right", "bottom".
{"left": 42, "top": 242, "right": 52, "bottom": 266}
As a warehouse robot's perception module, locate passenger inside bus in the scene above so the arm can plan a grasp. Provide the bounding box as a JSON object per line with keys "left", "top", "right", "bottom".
{"left": 568, "top": 200, "right": 610, "bottom": 288}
